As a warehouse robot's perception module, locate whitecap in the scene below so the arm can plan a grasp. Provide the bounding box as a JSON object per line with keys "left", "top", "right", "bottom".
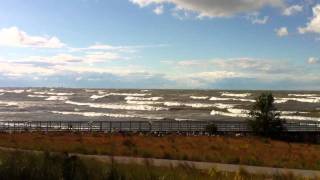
{"left": 227, "top": 108, "right": 250, "bottom": 114}
{"left": 210, "top": 108, "right": 320, "bottom": 121}
{"left": 184, "top": 103, "right": 236, "bottom": 109}
{"left": 190, "top": 96, "right": 209, "bottom": 100}
{"left": 163, "top": 102, "right": 183, "bottom": 106}
{"left": 1, "top": 89, "right": 25, "bottom": 93}
{"left": 125, "top": 96, "right": 163, "bottom": 101}
{"left": 281, "top": 115, "right": 320, "bottom": 121}
{"left": 0, "top": 101, "right": 19, "bottom": 107}
{"left": 51, "top": 111, "right": 164, "bottom": 120}
{"left": 210, "top": 109, "right": 249, "bottom": 118}
{"left": 274, "top": 99, "right": 288, "bottom": 103}
{"left": 157, "top": 101, "right": 236, "bottom": 109}
{"left": 85, "top": 89, "right": 96, "bottom": 93}
{"left": 51, "top": 111, "right": 136, "bottom": 118}
{"left": 98, "top": 90, "right": 106, "bottom": 95}
{"left": 185, "top": 103, "right": 216, "bottom": 108}
{"left": 275, "top": 97, "right": 320, "bottom": 103}
{"left": 213, "top": 103, "right": 236, "bottom": 109}
{"left": 90, "top": 94, "right": 108, "bottom": 100}
{"left": 90, "top": 93, "right": 152, "bottom": 100}
{"left": 221, "top": 92, "right": 251, "bottom": 97}
{"left": 288, "top": 94, "right": 318, "bottom": 97}
{"left": 107, "top": 93, "right": 150, "bottom": 96}
{"left": 175, "top": 118, "right": 192, "bottom": 121}
{"left": 280, "top": 111, "right": 308, "bottom": 115}
{"left": 34, "top": 91, "right": 74, "bottom": 96}
{"left": 126, "top": 100, "right": 162, "bottom": 105}
{"left": 28, "top": 94, "right": 49, "bottom": 98}
{"left": 210, "top": 96, "right": 255, "bottom": 102}
{"left": 65, "top": 100, "right": 168, "bottom": 111}
{"left": 45, "top": 96, "right": 68, "bottom": 101}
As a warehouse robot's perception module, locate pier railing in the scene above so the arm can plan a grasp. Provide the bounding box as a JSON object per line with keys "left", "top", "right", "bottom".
{"left": 0, "top": 120, "right": 320, "bottom": 133}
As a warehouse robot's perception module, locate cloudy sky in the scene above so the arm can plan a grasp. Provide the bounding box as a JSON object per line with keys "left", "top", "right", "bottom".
{"left": 0, "top": 0, "right": 319, "bottom": 89}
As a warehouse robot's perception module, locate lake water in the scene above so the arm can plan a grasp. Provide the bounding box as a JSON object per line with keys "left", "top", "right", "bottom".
{"left": 0, "top": 88, "right": 319, "bottom": 122}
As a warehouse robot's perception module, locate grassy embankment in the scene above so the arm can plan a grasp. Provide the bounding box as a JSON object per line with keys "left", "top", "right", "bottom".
{"left": 0, "top": 150, "right": 315, "bottom": 180}
{"left": 0, "top": 133, "right": 320, "bottom": 170}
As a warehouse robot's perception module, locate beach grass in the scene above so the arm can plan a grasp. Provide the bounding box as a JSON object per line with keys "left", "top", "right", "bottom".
{"left": 0, "top": 150, "right": 316, "bottom": 180}
{"left": 0, "top": 132, "right": 320, "bottom": 170}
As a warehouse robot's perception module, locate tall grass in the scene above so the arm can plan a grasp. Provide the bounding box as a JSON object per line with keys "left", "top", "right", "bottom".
{"left": 1, "top": 133, "right": 320, "bottom": 170}
{"left": 0, "top": 151, "right": 315, "bottom": 180}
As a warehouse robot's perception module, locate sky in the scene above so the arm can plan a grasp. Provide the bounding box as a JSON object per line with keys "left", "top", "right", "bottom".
{"left": 0, "top": 0, "right": 319, "bottom": 90}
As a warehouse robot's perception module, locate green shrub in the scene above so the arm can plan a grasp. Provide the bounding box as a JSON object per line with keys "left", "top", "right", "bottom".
{"left": 248, "top": 92, "right": 286, "bottom": 138}
{"left": 205, "top": 124, "right": 218, "bottom": 135}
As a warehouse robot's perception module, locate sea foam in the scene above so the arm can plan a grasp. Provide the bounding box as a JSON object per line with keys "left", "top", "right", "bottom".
{"left": 65, "top": 100, "right": 168, "bottom": 111}
{"left": 221, "top": 92, "right": 251, "bottom": 97}
{"left": 190, "top": 96, "right": 209, "bottom": 100}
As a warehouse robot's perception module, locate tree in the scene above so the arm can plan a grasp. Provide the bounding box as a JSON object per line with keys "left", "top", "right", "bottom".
{"left": 206, "top": 124, "right": 218, "bottom": 135}
{"left": 248, "top": 92, "right": 285, "bottom": 137}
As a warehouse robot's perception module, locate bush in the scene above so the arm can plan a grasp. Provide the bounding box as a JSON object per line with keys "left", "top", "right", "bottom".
{"left": 206, "top": 124, "right": 218, "bottom": 135}
{"left": 248, "top": 92, "right": 285, "bottom": 138}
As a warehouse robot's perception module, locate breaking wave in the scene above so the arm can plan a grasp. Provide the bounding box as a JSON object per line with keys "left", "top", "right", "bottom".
{"left": 45, "top": 96, "right": 68, "bottom": 101}
{"left": 0, "top": 89, "right": 24, "bottom": 93}
{"left": 51, "top": 111, "right": 135, "bottom": 118}
{"left": 125, "top": 96, "right": 163, "bottom": 101}
{"left": 28, "top": 95, "right": 48, "bottom": 98}
{"left": 210, "top": 108, "right": 249, "bottom": 118}
{"left": 65, "top": 100, "right": 168, "bottom": 111}
{"left": 0, "top": 101, "right": 19, "bottom": 107}
{"left": 210, "top": 108, "right": 320, "bottom": 121}
{"left": 275, "top": 97, "right": 320, "bottom": 103}
{"left": 288, "top": 94, "right": 318, "bottom": 97}
{"left": 34, "top": 91, "right": 74, "bottom": 96}
{"left": 210, "top": 96, "right": 255, "bottom": 102}
{"left": 126, "top": 100, "right": 162, "bottom": 105}
{"left": 190, "top": 96, "right": 209, "bottom": 100}
{"left": 51, "top": 110, "right": 164, "bottom": 120}
{"left": 281, "top": 115, "right": 320, "bottom": 121}
{"left": 221, "top": 92, "right": 251, "bottom": 97}
{"left": 90, "top": 93, "right": 152, "bottom": 100}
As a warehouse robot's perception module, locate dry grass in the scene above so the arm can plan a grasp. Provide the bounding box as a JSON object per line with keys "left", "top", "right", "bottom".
{"left": 0, "top": 132, "right": 320, "bottom": 170}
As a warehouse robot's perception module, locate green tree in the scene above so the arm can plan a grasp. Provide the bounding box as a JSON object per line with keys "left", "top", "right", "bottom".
{"left": 248, "top": 92, "right": 285, "bottom": 137}
{"left": 205, "top": 124, "right": 218, "bottom": 135}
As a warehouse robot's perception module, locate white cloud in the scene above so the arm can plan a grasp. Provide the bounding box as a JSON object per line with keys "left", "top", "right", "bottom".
{"left": 6, "top": 52, "right": 122, "bottom": 65}
{"left": 129, "top": 0, "right": 284, "bottom": 18}
{"left": 275, "top": 27, "right": 289, "bottom": 37}
{"left": 160, "top": 57, "right": 320, "bottom": 88}
{"left": 69, "top": 43, "right": 167, "bottom": 53}
{"left": 52, "top": 65, "right": 148, "bottom": 76}
{"left": 282, "top": 5, "right": 303, "bottom": 16}
{"left": 153, "top": 5, "right": 164, "bottom": 15}
{"left": 84, "top": 51, "right": 124, "bottom": 62}
{"left": 0, "top": 27, "right": 65, "bottom": 48}
{"left": 308, "top": 57, "right": 319, "bottom": 64}
{"left": 23, "top": 54, "right": 82, "bottom": 64}
{"left": 0, "top": 62, "right": 56, "bottom": 77}
{"left": 177, "top": 60, "right": 204, "bottom": 66}
{"left": 190, "top": 71, "right": 242, "bottom": 81}
{"left": 0, "top": 57, "right": 152, "bottom": 78}
{"left": 298, "top": 4, "right": 320, "bottom": 34}
{"left": 246, "top": 12, "right": 269, "bottom": 24}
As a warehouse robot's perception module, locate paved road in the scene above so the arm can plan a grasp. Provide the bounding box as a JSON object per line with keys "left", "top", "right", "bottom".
{"left": 1, "top": 146, "right": 320, "bottom": 178}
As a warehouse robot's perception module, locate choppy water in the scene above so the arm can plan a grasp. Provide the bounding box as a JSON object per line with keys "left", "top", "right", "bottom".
{"left": 0, "top": 88, "right": 319, "bottom": 122}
